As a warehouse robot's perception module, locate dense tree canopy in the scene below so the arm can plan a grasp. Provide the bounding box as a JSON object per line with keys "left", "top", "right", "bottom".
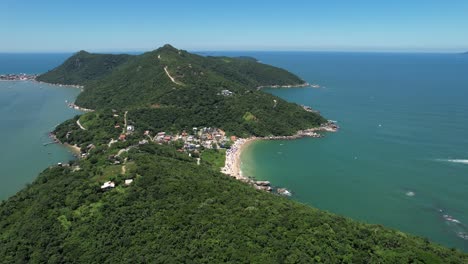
{"left": 36, "top": 51, "right": 133, "bottom": 85}
{"left": 48, "top": 45, "right": 326, "bottom": 140}
{"left": 1, "top": 143, "right": 466, "bottom": 263}
{"left": 2, "top": 45, "right": 466, "bottom": 262}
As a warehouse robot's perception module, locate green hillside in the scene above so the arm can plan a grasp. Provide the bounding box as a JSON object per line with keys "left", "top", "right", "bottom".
{"left": 36, "top": 51, "right": 133, "bottom": 85}
{"left": 3, "top": 45, "right": 466, "bottom": 262}
{"left": 1, "top": 143, "right": 466, "bottom": 263}
{"left": 72, "top": 45, "right": 305, "bottom": 110}
{"left": 40, "top": 45, "right": 324, "bottom": 137}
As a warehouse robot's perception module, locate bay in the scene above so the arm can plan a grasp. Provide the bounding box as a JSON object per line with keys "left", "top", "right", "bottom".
{"left": 0, "top": 80, "right": 81, "bottom": 200}
{"left": 2, "top": 51, "right": 468, "bottom": 252}
{"left": 238, "top": 52, "right": 468, "bottom": 251}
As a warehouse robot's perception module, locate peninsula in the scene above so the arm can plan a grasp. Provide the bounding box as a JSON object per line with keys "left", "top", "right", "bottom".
{"left": 1, "top": 45, "right": 467, "bottom": 263}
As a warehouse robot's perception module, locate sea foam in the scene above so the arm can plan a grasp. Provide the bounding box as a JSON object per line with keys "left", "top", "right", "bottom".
{"left": 438, "top": 159, "right": 468, "bottom": 165}
{"left": 439, "top": 159, "right": 468, "bottom": 164}
{"left": 448, "top": 159, "right": 468, "bottom": 164}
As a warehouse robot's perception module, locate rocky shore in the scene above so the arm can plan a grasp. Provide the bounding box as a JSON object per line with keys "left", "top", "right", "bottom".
{"left": 256, "top": 82, "right": 311, "bottom": 90}
{"left": 35, "top": 80, "right": 84, "bottom": 90}
{"left": 66, "top": 102, "right": 94, "bottom": 112}
{"left": 48, "top": 132, "right": 82, "bottom": 157}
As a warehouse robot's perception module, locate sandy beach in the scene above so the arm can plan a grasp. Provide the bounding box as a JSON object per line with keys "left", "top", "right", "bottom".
{"left": 221, "top": 137, "right": 258, "bottom": 181}
{"left": 221, "top": 123, "right": 338, "bottom": 182}
{"left": 64, "top": 143, "right": 81, "bottom": 156}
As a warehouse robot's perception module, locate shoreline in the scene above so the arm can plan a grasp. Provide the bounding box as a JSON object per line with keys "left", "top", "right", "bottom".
{"left": 0, "top": 78, "right": 84, "bottom": 91}
{"left": 222, "top": 122, "right": 339, "bottom": 183}
{"left": 49, "top": 133, "right": 82, "bottom": 156}
{"left": 222, "top": 137, "right": 259, "bottom": 181}
{"left": 66, "top": 102, "right": 94, "bottom": 112}
{"left": 256, "top": 82, "right": 310, "bottom": 90}
{"left": 256, "top": 82, "right": 321, "bottom": 90}
{"left": 35, "top": 80, "right": 94, "bottom": 112}
{"left": 41, "top": 80, "right": 89, "bottom": 160}
{"left": 34, "top": 80, "right": 84, "bottom": 91}
{"left": 64, "top": 143, "right": 82, "bottom": 156}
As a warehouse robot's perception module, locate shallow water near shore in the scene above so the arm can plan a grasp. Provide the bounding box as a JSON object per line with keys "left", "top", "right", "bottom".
{"left": 0, "top": 81, "right": 81, "bottom": 200}
{"left": 238, "top": 52, "right": 468, "bottom": 251}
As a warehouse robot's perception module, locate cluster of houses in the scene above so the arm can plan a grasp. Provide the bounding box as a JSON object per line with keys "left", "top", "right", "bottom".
{"left": 120, "top": 124, "right": 236, "bottom": 154}
{"left": 98, "top": 122, "right": 237, "bottom": 191}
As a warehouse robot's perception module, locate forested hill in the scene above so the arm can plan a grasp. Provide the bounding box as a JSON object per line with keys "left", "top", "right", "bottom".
{"left": 1, "top": 142, "right": 467, "bottom": 263}
{"left": 3, "top": 45, "right": 464, "bottom": 262}
{"left": 38, "top": 45, "right": 305, "bottom": 110}
{"left": 37, "top": 45, "right": 304, "bottom": 89}
{"left": 36, "top": 51, "right": 133, "bottom": 85}
{"left": 38, "top": 45, "right": 324, "bottom": 137}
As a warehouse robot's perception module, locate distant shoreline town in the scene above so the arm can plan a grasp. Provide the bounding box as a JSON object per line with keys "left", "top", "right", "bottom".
{"left": 0, "top": 73, "right": 38, "bottom": 81}
{"left": 1, "top": 73, "right": 85, "bottom": 91}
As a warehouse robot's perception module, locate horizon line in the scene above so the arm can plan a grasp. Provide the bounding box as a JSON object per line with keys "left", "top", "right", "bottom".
{"left": 0, "top": 49, "right": 466, "bottom": 54}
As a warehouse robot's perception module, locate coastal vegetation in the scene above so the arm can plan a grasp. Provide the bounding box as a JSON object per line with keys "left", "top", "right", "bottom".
{"left": 1, "top": 143, "right": 467, "bottom": 263}
{"left": 201, "top": 149, "right": 226, "bottom": 171}
{"left": 46, "top": 45, "right": 325, "bottom": 138}
{"left": 1, "top": 45, "right": 467, "bottom": 262}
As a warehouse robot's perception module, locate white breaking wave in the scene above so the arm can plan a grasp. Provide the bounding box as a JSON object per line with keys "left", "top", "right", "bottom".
{"left": 438, "top": 159, "right": 468, "bottom": 165}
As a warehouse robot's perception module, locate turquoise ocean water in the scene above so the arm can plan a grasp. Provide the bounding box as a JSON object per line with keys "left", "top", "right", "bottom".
{"left": 235, "top": 52, "right": 468, "bottom": 251}
{"left": 1, "top": 52, "right": 468, "bottom": 251}
{"left": 0, "top": 53, "right": 80, "bottom": 200}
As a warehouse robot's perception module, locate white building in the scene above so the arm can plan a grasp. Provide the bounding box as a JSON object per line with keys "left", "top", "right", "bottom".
{"left": 101, "top": 181, "right": 115, "bottom": 190}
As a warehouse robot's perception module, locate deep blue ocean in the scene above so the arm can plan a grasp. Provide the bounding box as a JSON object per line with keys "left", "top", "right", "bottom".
{"left": 0, "top": 53, "right": 72, "bottom": 74}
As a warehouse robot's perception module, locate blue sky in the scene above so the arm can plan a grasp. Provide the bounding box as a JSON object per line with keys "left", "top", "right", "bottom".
{"left": 2, "top": 0, "right": 468, "bottom": 52}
